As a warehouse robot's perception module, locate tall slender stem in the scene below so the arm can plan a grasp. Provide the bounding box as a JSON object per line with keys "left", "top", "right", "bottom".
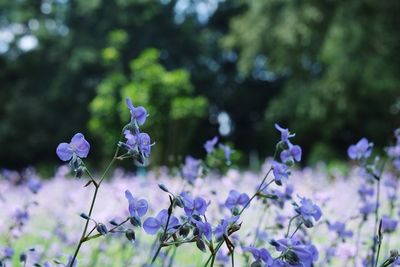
{"left": 371, "top": 177, "right": 381, "bottom": 267}
{"left": 69, "top": 144, "right": 120, "bottom": 266}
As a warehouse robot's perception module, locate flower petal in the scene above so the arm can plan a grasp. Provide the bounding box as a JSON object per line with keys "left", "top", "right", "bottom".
{"left": 56, "top": 143, "right": 73, "bottom": 161}
{"left": 70, "top": 133, "right": 90, "bottom": 158}
{"left": 143, "top": 217, "right": 161, "bottom": 235}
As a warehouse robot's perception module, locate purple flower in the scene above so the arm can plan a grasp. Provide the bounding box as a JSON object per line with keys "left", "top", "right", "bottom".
{"left": 27, "top": 177, "right": 42, "bottom": 194}
{"left": 357, "top": 184, "right": 374, "bottom": 200}
{"left": 3, "top": 247, "right": 14, "bottom": 258}
{"left": 137, "top": 133, "right": 152, "bottom": 157}
{"left": 219, "top": 144, "right": 231, "bottom": 164}
{"left": 275, "top": 123, "right": 296, "bottom": 143}
{"left": 14, "top": 209, "right": 29, "bottom": 224}
{"left": 143, "top": 209, "right": 180, "bottom": 235}
{"left": 214, "top": 216, "right": 239, "bottom": 240}
{"left": 295, "top": 197, "right": 322, "bottom": 228}
{"left": 381, "top": 215, "right": 398, "bottom": 233}
{"left": 387, "top": 145, "right": 400, "bottom": 158}
{"left": 182, "top": 156, "right": 201, "bottom": 183}
{"left": 347, "top": 138, "right": 373, "bottom": 160}
{"left": 125, "top": 190, "right": 148, "bottom": 218}
{"left": 123, "top": 129, "right": 153, "bottom": 158}
{"left": 194, "top": 220, "right": 212, "bottom": 241}
{"left": 271, "top": 238, "right": 318, "bottom": 267}
{"left": 360, "top": 201, "right": 376, "bottom": 216}
{"left": 124, "top": 129, "right": 137, "bottom": 146}
{"left": 328, "top": 221, "right": 353, "bottom": 238}
{"left": 56, "top": 133, "right": 90, "bottom": 161}
{"left": 126, "top": 97, "right": 147, "bottom": 126}
{"left": 224, "top": 190, "right": 250, "bottom": 210}
{"left": 272, "top": 161, "right": 290, "bottom": 185}
{"left": 181, "top": 192, "right": 208, "bottom": 217}
{"left": 280, "top": 142, "right": 302, "bottom": 163}
{"left": 243, "top": 246, "right": 273, "bottom": 265}
{"left": 204, "top": 136, "right": 218, "bottom": 154}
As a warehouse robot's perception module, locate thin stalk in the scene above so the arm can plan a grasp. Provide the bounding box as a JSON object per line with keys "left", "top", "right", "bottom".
{"left": 290, "top": 222, "right": 303, "bottom": 238}
{"left": 151, "top": 200, "right": 174, "bottom": 263}
{"left": 203, "top": 169, "right": 275, "bottom": 267}
{"left": 69, "top": 142, "right": 121, "bottom": 266}
{"left": 371, "top": 177, "right": 381, "bottom": 267}
{"left": 286, "top": 215, "right": 299, "bottom": 238}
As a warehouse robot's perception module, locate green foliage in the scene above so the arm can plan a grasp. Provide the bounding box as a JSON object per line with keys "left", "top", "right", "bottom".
{"left": 89, "top": 48, "right": 208, "bottom": 164}
{"left": 225, "top": 0, "right": 400, "bottom": 157}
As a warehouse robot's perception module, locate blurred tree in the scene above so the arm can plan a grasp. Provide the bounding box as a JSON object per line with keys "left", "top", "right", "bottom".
{"left": 89, "top": 48, "right": 208, "bottom": 165}
{"left": 224, "top": 0, "right": 400, "bottom": 162}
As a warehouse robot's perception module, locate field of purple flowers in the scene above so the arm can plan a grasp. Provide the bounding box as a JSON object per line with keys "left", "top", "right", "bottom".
{"left": 1, "top": 98, "right": 400, "bottom": 267}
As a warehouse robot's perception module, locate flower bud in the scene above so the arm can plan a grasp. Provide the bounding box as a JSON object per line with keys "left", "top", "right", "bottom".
{"left": 125, "top": 229, "right": 135, "bottom": 243}
{"left": 96, "top": 223, "right": 108, "bottom": 235}
{"left": 130, "top": 215, "right": 142, "bottom": 227}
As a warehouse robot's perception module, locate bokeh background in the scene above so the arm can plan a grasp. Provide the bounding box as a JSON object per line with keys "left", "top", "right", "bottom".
{"left": 1, "top": 0, "right": 399, "bottom": 171}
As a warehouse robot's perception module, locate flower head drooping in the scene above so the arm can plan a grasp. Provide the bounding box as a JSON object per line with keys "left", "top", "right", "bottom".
{"left": 126, "top": 97, "right": 147, "bottom": 126}
{"left": 295, "top": 197, "right": 322, "bottom": 228}
{"left": 125, "top": 190, "right": 148, "bottom": 227}
{"left": 204, "top": 136, "right": 219, "bottom": 154}
{"left": 143, "top": 209, "right": 180, "bottom": 235}
{"left": 56, "top": 133, "right": 90, "bottom": 162}
{"left": 347, "top": 138, "right": 373, "bottom": 160}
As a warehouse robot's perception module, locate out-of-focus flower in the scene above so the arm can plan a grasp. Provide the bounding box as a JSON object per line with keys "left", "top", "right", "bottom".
{"left": 295, "top": 197, "right": 322, "bottom": 228}
{"left": 3, "top": 247, "right": 14, "bottom": 259}
{"left": 360, "top": 201, "right": 376, "bottom": 217}
{"left": 381, "top": 215, "right": 398, "bottom": 233}
{"left": 126, "top": 97, "right": 147, "bottom": 126}
{"left": 204, "top": 136, "right": 218, "bottom": 154}
{"left": 347, "top": 138, "right": 373, "bottom": 160}
{"left": 219, "top": 144, "right": 231, "bottom": 164}
{"left": 143, "top": 209, "right": 179, "bottom": 235}
{"left": 182, "top": 156, "right": 201, "bottom": 183}
{"left": 56, "top": 133, "right": 90, "bottom": 161}
{"left": 224, "top": 190, "right": 249, "bottom": 210}
{"left": 357, "top": 184, "right": 374, "bottom": 200}
{"left": 27, "top": 177, "right": 42, "bottom": 194}
{"left": 328, "top": 221, "right": 353, "bottom": 239}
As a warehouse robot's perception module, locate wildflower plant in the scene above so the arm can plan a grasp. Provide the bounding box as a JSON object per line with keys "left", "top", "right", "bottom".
{"left": 3, "top": 97, "right": 400, "bottom": 267}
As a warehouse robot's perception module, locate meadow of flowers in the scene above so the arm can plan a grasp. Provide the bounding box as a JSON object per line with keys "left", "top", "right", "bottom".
{"left": 1, "top": 99, "right": 400, "bottom": 267}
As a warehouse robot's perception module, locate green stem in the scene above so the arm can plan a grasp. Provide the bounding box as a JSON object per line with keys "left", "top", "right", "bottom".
{"left": 69, "top": 141, "right": 122, "bottom": 266}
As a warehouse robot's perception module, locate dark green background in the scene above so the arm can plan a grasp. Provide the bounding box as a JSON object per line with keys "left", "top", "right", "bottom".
{"left": 1, "top": 0, "right": 399, "bottom": 170}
